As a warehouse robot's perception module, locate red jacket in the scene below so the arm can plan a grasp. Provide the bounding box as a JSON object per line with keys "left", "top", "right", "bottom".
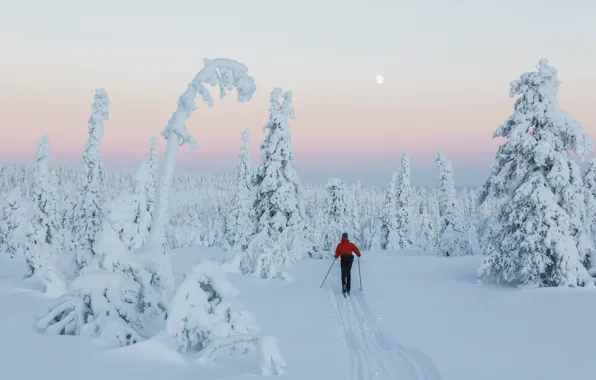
{"left": 334, "top": 238, "right": 361, "bottom": 259}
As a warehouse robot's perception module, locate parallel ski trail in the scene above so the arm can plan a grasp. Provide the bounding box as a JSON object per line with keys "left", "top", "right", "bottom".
{"left": 327, "top": 282, "right": 442, "bottom": 380}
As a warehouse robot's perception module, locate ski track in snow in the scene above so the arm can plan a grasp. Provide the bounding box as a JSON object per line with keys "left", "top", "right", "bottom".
{"left": 328, "top": 285, "right": 442, "bottom": 380}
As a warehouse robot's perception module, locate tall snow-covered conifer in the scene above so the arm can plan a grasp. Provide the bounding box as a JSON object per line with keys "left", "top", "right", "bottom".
{"left": 27, "top": 135, "right": 61, "bottom": 276}
{"left": 436, "top": 152, "right": 458, "bottom": 228}
{"left": 226, "top": 129, "right": 255, "bottom": 250}
{"left": 435, "top": 152, "right": 471, "bottom": 256}
{"left": 243, "top": 88, "right": 310, "bottom": 278}
{"left": 74, "top": 89, "right": 109, "bottom": 272}
{"left": 146, "top": 137, "right": 158, "bottom": 224}
{"left": 0, "top": 188, "right": 31, "bottom": 259}
{"left": 583, "top": 158, "right": 596, "bottom": 262}
{"left": 395, "top": 153, "right": 413, "bottom": 248}
{"left": 380, "top": 172, "right": 399, "bottom": 249}
{"left": 322, "top": 177, "right": 352, "bottom": 251}
{"left": 479, "top": 59, "right": 594, "bottom": 287}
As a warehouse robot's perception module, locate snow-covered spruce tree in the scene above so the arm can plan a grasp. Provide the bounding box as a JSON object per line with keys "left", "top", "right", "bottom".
{"left": 349, "top": 181, "right": 363, "bottom": 245}
{"left": 38, "top": 58, "right": 258, "bottom": 346}
{"left": 395, "top": 153, "right": 413, "bottom": 248}
{"left": 0, "top": 187, "right": 32, "bottom": 259}
{"left": 146, "top": 136, "right": 158, "bottom": 225}
{"left": 435, "top": 151, "right": 472, "bottom": 256}
{"left": 129, "top": 160, "right": 152, "bottom": 250}
{"left": 379, "top": 172, "right": 400, "bottom": 250}
{"left": 225, "top": 129, "right": 255, "bottom": 251}
{"left": 479, "top": 59, "right": 595, "bottom": 287}
{"left": 321, "top": 177, "right": 352, "bottom": 251}
{"left": 26, "top": 135, "right": 62, "bottom": 277}
{"left": 73, "top": 89, "right": 109, "bottom": 273}
{"left": 95, "top": 160, "right": 151, "bottom": 253}
{"left": 416, "top": 188, "right": 435, "bottom": 250}
{"left": 583, "top": 157, "right": 596, "bottom": 270}
{"left": 242, "top": 88, "right": 311, "bottom": 279}
{"left": 166, "top": 260, "right": 260, "bottom": 361}
{"left": 360, "top": 189, "right": 382, "bottom": 250}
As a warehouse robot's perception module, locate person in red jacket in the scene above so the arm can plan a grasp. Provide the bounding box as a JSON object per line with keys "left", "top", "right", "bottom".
{"left": 334, "top": 232, "right": 361, "bottom": 295}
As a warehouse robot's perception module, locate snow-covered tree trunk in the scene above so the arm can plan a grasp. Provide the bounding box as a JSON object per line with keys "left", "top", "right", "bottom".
{"left": 74, "top": 89, "right": 109, "bottom": 273}
{"left": 479, "top": 58, "right": 594, "bottom": 287}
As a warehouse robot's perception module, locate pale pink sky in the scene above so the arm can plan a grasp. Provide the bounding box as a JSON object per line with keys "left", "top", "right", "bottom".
{"left": 1, "top": 0, "right": 595, "bottom": 186}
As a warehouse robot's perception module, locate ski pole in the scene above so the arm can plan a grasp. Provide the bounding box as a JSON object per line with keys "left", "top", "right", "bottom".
{"left": 320, "top": 258, "right": 337, "bottom": 288}
{"left": 358, "top": 256, "right": 362, "bottom": 291}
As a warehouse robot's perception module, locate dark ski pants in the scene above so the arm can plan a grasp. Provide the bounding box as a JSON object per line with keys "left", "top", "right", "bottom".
{"left": 340, "top": 254, "right": 355, "bottom": 293}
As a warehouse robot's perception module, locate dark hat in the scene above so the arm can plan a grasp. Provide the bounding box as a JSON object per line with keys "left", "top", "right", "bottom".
{"left": 341, "top": 232, "right": 348, "bottom": 239}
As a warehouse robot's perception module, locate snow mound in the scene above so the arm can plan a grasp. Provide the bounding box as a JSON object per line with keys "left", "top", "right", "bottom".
{"left": 166, "top": 259, "right": 262, "bottom": 362}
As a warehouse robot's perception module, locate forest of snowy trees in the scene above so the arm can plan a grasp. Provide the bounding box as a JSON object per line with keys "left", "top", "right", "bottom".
{"left": 1, "top": 57, "right": 595, "bottom": 373}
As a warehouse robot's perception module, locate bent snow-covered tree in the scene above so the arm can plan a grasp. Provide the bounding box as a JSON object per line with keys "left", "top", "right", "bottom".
{"left": 145, "top": 58, "right": 257, "bottom": 253}
{"left": 74, "top": 89, "right": 109, "bottom": 273}
{"left": 38, "top": 58, "right": 258, "bottom": 347}
{"left": 479, "top": 58, "right": 594, "bottom": 287}
{"left": 243, "top": 88, "right": 310, "bottom": 279}
{"left": 225, "top": 129, "right": 255, "bottom": 251}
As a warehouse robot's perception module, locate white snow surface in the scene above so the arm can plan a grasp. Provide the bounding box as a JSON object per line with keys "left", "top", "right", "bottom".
{"left": 1, "top": 247, "right": 594, "bottom": 380}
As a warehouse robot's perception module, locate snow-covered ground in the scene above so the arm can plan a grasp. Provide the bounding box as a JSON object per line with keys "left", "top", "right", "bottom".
{"left": 1, "top": 247, "right": 593, "bottom": 380}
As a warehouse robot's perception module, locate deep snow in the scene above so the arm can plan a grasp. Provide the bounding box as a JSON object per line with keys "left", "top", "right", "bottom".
{"left": 1, "top": 247, "right": 594, "bottom": 380}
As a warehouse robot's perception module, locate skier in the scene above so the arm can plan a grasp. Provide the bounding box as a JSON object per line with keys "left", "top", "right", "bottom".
{"left": 334, "top": 232, "right": 361, "bottom": 296}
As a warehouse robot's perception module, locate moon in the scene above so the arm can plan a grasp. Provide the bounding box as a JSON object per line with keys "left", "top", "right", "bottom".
{"left": 376, "top": 75, "right": 383, "bottom": 84}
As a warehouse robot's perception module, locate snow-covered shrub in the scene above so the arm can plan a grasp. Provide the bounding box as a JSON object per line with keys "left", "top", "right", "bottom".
{"left": 240, "top": 230, "right": 292, "bottom": 280}
{"left": 37, "top": 249, "right": 171, "bottom": 346}
{"left": 166, "top": 260, "right": 260, "bottom": 360}
{"left": 479, "top": 59, "right": 594, "bottom": 287}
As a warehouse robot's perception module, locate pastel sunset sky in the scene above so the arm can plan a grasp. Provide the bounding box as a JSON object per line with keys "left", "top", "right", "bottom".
{"left": 1, "top": 0, "right": 595, "bottom": 186}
